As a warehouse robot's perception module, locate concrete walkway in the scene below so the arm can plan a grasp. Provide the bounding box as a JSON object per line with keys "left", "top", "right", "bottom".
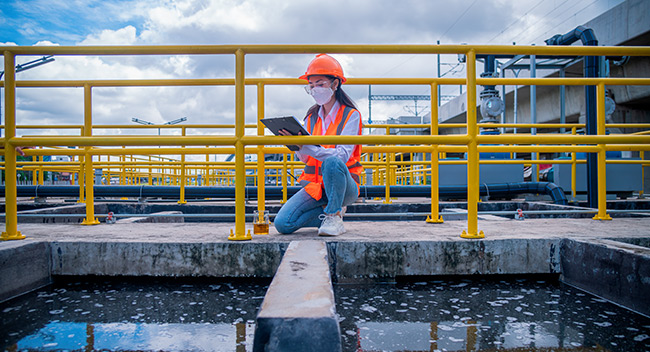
{"left": 6, "top": 216, "right": 650, "bottom": 243}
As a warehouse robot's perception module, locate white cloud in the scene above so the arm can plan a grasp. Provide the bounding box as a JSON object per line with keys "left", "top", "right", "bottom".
{"left": 80, "top": 26, "right": 139, "bottom": 45}
{"left": 2, "top": 0, "right": 626, "bottom": 137}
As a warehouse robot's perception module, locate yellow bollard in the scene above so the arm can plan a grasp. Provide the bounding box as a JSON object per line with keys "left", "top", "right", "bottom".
{"left": 461, "top": 50, "right": 484, "bottom": 239}
{"left": 81, "top": 84, "right": 99, "bottom": 225}
{"left": 229, "top": 49, "right": 252, "bottom": 241}
{"left": 593, "top": 83, "right": 612, "bottom": 220}
{"left": 1, "top": 51, "right": 25, "bottom": 240}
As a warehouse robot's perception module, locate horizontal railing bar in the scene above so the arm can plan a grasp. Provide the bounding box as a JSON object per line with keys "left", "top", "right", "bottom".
{"left": 4, "top": 209, "right": 649, "bottom": 219}
{"left": 5, "top": 77, "right": 649, "bottom": 89}
{"left": 476, "top": 77, "right": 650, "bottom": 86}
{"left": 2, "top": 44, "right": 648, "bottom": 56}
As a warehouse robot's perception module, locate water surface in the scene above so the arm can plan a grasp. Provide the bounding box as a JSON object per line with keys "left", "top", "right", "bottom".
{"left": 1, "top": 278, "right": 268, "bottom": 352}
{"left": 335, "top": 277, "right": 650, "bottom": 351}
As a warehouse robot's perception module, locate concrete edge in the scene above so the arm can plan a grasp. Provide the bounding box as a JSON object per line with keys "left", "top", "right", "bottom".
{"left": 254, "top": 240, "right": 341, "bottom": 352}
{"left": 50, "top": 241, "right": 288, "bottom": 277}
{"left": 0, "top": 240, "right": 51, "bottom": 303}
{"left": 559, "top": 238, "right": 650, "bottom": 316}
{"left": 327, "top": 238, "right": 562, "bottom": 281}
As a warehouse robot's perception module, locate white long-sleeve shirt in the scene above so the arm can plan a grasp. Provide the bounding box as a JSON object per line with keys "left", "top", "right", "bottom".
{"left": 295, "top": 101, "right": 361, "bottom": 163}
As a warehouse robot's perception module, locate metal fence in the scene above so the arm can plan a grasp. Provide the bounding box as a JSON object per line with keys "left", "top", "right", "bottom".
{"left": 2, "top": 44, "right": 650, "bottom": 241}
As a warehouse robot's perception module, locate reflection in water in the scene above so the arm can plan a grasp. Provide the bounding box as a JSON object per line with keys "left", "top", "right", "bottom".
{"left": 0, "top": 278, "right": 268, "bottom": 352}
{"left": 335, "top": 277, "right": 650, "bottom": 351}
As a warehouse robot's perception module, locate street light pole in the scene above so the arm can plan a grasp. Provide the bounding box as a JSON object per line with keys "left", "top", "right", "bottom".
{"left": 131, "top": 116, "right": 187, "bottom": 135}
{"left": 131, "top": 116, "right": 188, "bottom": 186}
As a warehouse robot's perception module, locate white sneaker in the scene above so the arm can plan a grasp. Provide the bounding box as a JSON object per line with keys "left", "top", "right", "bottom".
{"left": 318, "top": 213, "right": 345, "bottom": 237}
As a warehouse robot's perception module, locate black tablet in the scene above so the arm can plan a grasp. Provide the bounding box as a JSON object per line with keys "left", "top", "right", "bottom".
{"left": 260, "top": 116, "right": 310, "bottom": 137}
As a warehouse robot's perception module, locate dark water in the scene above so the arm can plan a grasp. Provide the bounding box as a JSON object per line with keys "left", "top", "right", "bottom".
{"left": 335, "top": 277, "right": 650, "bottom": 352}
{"left": 0, "top": 278, "right": 268, "bottom": 352}
{"left": 3, "top": 277, "right": 649, "bottom": 352}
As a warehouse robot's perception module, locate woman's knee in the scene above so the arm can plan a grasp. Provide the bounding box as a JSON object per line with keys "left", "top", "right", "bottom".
{"left": 273, "top": 209, "right": 295, "bottom": 234}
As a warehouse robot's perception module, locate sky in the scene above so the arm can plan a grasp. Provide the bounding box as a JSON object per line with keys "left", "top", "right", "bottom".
{"left": 0, "top": 0, "right": 626, "bottom": 137}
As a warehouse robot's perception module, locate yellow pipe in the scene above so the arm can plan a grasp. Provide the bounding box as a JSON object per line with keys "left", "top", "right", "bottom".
{"left": 178, "top": 127, "right": 187, "bottom": 205}
{"left": 476, "top": 77, "right": 650, "bottom": 86}
{"left": 427, "top": 82, "right": 443, "bottom": 223}
{"left": 229, "top": 49, "right": 251, "bottom": 241}
{"left": 476, "top": 134, "right": 650, "bottom": 145}
{"left": 571, "top": 127, "right": 577, "bottom": 199}
{"left": 594, "top": 83, "right": 612, "bottom": 221}
{"left": 282, "top": 153, "right": 288, "bottom": 204}
{"left": 384, "top": 152, "right": 391, "bottom": 204}
{"left": 81, "top": 84, "right": 99, "bottom": 225}
{"left": 642, "top": 151, "right": 645, "bottom": 197}
{"left": 38, "top": 153, "right": 45, "bottom": 186}
{"left": 78, "top": 154, "right": 85, "bottom": 202}
{"left": 1, "top": 51, "right": 24, "bottom": 240}
{"left": 462, "top": 50, "right": 484, "bottom": 239}
{"left": 12, "top": 136, "right": 239, "bottom": 147}
{"left": 2, "top": 43, "right": 648, "bottom": 57}
{"left": 257, "top": 82, "right": 267, "bottom": 223}
{"left": 148, "top": 155, "right": 153, "bottom": 186}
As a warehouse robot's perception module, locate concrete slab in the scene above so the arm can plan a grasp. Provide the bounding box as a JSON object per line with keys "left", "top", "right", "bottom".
{"left": 253, "top": 241, "right": 341, "bottom": 352}
{"left": 116, "top": 211, "right": 185, "bottom": 223}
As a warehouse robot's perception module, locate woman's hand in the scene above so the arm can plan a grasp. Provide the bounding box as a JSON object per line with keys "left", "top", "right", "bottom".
{"left": 279, "top": 129, "right": 301, "bottom": 151}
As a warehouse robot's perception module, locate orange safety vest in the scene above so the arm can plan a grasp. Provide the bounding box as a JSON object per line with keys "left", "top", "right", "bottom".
{"left": 297, "top": 105, "right": 363, "bottom": 201}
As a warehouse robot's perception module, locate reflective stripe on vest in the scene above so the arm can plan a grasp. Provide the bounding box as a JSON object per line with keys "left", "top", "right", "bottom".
{"left": 303, "top": 163, "right": 361, "bottom": 184}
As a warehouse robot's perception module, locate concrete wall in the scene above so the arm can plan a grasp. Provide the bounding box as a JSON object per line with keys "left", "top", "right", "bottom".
{"left": 50, "top": 242, "right": 288, "bottom": 277}
{"left": 560, "top": 238, "right": 650, "bottom": 316}
{"left": 0, "top": 241, "right": 51, "bottom": 302}
{"left": 328, "top": 239, "right": 561, "bottom": 281}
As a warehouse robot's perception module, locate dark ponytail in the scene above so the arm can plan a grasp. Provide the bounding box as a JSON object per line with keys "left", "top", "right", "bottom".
{"left": 334, "top": 78, "right": 358, "bottom": 110}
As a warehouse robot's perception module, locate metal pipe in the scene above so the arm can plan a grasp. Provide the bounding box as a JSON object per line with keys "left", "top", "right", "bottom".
{"left": 9, "top": 209, "right": 647, "bottom": 220}
{"left": 5, "top": 182, "right": 568, "bottom": 205}
{"left": 1, "top": 51, "right": 24, "bottom": 240}
{"left": 545, "top": 25, "right": 600, "bottom": 209}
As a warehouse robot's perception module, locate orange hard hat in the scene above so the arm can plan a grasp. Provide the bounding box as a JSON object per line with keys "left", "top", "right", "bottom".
{"left": 299, "top": 54, "right": 346, "bottom": 83}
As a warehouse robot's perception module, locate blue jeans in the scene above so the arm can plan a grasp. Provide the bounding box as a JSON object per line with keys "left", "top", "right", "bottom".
{"left": 274, "top": 156, "right": 359, "bottom": 234}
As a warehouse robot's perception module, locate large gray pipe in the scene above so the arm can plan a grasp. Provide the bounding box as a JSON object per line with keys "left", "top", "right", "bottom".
{"left": 8, "top": 182, "right": 568, "bottom": 205}
{"left": 545, "top": 25, "right": 599, "bottom": 208}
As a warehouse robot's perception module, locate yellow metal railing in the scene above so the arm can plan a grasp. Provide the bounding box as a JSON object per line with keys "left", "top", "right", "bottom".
{"left": 2, "top": 44, "right": 650, "bottom": 241}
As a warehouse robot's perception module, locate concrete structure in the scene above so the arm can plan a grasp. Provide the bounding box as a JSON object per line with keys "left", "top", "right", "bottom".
{"left": 253, "top": 241, "right": 341, "bottom": 352}
{"left": 435, "top": 0, "right": 650, "bottom": 131}
{"left": 2, "top": 205, "right": 649, "bottom": 319}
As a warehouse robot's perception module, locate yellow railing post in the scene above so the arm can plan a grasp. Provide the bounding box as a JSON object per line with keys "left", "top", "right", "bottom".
{"left": 81, "top": 84, "right": 99, "bottom": 225}
{"left": 229, "top": 49, "right": 251, "bottom": 241}
{"left": 148, "top": 155, "right": 153, "bottom": 185}
{"left": 593, "top": 82, "right": 612, "bottom": 220}
{"left": 1, "top": 50, "right": 25, "bottom": 240}
{"left": 178, "top": 127, "right": 187, "bottom": 204}
{"left": 427, "top": 82, "right": 443, "bottom": 223}
{"left": 384, "top": 152, "right": 392, "bottom": 204}
{"left": 205, "top": 147, "right": 210, "bottom": 187}
{"left": 571, "top": 127, "right": 577, "bottom": 199}
{"left": 461, "top": 49, "right": 485, "bottom": 239}
{"left": 641, "top": 151, "right": 645, "bottom": 197}
{"left": 281, "top": 153, "right": 288, "bottom": 204}
{"left": 77, "top": 153, "right": 85, "bottom": 202}
{"left": 38, "top": 152, "right": 44, "bottom": 185}
{"left": 256, "top": 82, "right": 267, "bottom": 226}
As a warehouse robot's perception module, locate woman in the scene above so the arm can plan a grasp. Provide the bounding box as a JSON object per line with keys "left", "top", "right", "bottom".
{"left": 274, "top": 54, "right": 363, "bottom": 237}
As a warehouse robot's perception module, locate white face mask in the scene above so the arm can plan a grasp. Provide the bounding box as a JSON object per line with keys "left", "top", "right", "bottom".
{"left": 310, "top": 86, "right": 334, "bottom": 106}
